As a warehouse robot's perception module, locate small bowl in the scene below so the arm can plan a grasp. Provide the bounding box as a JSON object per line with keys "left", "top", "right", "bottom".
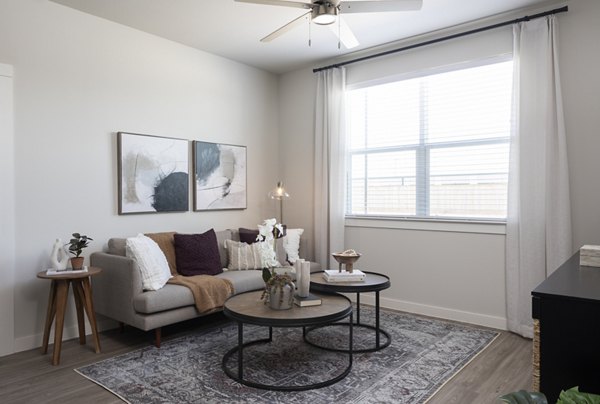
{"left": 331, "top": 252, "right": 362, "bottom": 273}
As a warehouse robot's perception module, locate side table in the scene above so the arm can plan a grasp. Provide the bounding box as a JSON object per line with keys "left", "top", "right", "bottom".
{"left": 37, "top": 267, "right": 102, "bottom": 365}
{"left": 308, "top": 270, "right": 391, "bottom": 353}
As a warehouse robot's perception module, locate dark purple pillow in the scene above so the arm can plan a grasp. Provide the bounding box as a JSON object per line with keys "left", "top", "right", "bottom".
{"left": 239, "top": 228, "right": 260, "bottom": 244}
{"left": 174, "top": 230, "right": 222, "bottom": 276}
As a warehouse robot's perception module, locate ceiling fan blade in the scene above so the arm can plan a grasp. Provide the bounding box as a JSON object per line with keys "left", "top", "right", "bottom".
{"left": 235, "top": 0, "right": 312, "bottom": 10}
{"left": 339, "top": 0, "right": 423, "bottom": 13}
{"left": 261, "top": 11, "right": 311, "bottom": 42}
{"left": 329, "top": 16, "right": 359, "bottom": 49}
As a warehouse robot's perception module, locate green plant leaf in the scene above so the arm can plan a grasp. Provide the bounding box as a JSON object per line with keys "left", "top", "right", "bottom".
{"left": 557, "top": 387, "right": 600, "bottom": 404}
{"left": 498, "top": 391, "right": 547, "bottom": 404}
{"left": 262, "top": 267, "right": 272, "bottom": 283}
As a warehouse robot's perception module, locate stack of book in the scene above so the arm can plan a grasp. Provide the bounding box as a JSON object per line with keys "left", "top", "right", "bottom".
{"left": 46, "top": 267, "right": 88, "bottom": 276}
{"left": 294, "top": 293, "right": 322, "bottom": 307}
{"left": 323, "top": 269, "right": 366, "bottom": 283}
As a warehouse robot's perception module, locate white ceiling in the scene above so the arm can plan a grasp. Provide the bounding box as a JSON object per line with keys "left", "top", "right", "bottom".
{"left": 50, "top": 0, "right": 554, "bottom": 74}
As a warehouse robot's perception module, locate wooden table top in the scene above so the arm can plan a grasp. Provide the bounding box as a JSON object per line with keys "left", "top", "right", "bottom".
{"left": 37, "top": 266, "right": 102, "bottom": 280}
{"left": 223, "top": 290, "right": 352, "bottom": 327}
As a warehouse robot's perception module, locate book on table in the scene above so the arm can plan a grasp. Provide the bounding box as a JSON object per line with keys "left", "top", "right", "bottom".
{"left": 323, "top": 269, "right": 366, "bottom": 283}
{"left": 294, "top": 293, "right": 322, "bottom": 307}
{"left": 46, "top": 267, "right": 88, "bottom": 276}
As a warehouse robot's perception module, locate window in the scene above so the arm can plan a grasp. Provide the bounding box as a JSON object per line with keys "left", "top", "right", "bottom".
{"left": 346, "top": 58, "right": 513, "bottom": 220}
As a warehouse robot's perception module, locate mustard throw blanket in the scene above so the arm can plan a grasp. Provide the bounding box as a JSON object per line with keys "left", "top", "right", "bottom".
{"left": 168, "top": 275, "right": 234, "bottom": 314}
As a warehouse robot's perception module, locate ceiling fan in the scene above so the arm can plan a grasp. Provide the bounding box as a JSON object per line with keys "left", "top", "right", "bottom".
{"left": 235, "top": 0, "right": 423, "bottom": 49}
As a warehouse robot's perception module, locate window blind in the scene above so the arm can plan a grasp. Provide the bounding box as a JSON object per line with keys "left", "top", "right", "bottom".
{"left": 346, "top": 59, "right": 513, "bottom": 220}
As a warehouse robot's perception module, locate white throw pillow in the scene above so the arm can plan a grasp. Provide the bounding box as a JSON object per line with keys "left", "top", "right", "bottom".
{"left": 283, "top": 228, "right": 304, "bottom": 264}
{"left": 224, "top": 239, "right": 281, "bottom": 271}
{"left": 126, "top": 234, "right": 172, "bottom": 291}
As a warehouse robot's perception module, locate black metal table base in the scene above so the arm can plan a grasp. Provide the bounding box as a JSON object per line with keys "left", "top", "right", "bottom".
{"left": 304, "top": 291, "right": 391, "bottom": 353}
{"left": 222, "top": 314, "right": 353, "bottom": 391}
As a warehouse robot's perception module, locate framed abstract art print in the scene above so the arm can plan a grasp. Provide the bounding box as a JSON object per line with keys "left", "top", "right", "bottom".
{"left": 193, "top": 141, "right": 247, "bottom": 211}
{"left": 117, "top": 132, "right": 189, "bottom": 214}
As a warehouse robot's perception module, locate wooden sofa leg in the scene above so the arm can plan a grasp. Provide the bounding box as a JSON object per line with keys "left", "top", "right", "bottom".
{"left": 119, "top": 322, "right": 125, "bottom": 333}
{"left": 154, "top": 328, "right": 161, "bottom": 348}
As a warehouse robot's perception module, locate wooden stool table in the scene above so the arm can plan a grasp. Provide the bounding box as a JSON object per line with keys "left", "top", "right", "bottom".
{"left": 37, "top": 267, "right": 102, "bottom": 365}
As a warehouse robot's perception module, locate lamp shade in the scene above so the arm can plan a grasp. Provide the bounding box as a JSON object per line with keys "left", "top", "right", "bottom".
{"left": 268, "top": 181, "right": 290, "bottom": 201}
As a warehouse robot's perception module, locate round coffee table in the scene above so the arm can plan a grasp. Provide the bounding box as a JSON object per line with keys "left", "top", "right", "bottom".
{"left": 222, "top": 290, "right": 353, "bottom": 391}
{"left": 307, "top": 270, "right": 391, "bottom": 353}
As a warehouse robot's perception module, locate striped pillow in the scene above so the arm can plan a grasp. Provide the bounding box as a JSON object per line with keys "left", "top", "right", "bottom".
{"left": 225, "top": 239, "right": 278, "bottom": 270}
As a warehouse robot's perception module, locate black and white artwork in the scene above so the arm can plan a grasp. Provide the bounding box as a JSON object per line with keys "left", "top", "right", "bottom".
{"left": 193, "top": 141, "right": 246, "bottom": 211}
{"left": 118, "top": 132, "right": 189, "bottom": 214}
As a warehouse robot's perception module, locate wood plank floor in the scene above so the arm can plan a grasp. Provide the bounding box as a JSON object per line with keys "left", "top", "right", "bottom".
{"left": 0, "top": 314, "right": 532, "bottom": 404}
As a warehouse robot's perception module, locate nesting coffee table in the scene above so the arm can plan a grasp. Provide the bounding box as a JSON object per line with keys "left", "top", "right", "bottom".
{"left": 222, "top": 290, "right": 353, "bottom": 391}
{"left": 307, "top": 270, "right": 391, "bottom": 353}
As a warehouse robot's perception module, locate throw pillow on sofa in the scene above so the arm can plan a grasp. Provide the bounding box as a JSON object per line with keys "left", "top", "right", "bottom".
{"left": 283, "top": 228, "right": 304, "bottom": 264}
{"left": 174, "top": 230, "right": 222, "bottom": 276}
{"left": 125, "top": 234, "right": 172, "bottom": 291}
{"left": 145, "top": 231, "right": 177, "bottom": 275}
{"left": 225, "top": 239, "right": 281, "bottom": 271}
{"left": 238, "top": 228, "right": 260, "bottom": 244}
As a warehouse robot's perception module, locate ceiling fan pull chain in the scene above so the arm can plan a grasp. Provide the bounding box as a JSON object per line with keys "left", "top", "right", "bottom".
{"left": 338, "top": 10, "right": 341, "bottom": 49}
{"left": 308, "top": 12, "right": 312, "bottom": 47}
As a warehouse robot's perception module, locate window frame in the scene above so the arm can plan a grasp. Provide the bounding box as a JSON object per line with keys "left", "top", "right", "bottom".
{"left": 345, "top": 55, "right": 513, "bottom": 223}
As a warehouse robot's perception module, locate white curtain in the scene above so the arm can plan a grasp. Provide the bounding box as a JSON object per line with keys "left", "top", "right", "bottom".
{"left": 506, "top": 16, "right": 572, "bottom": 338}
{"left": 314, "top": 67, "right": 347, "bottom": 268}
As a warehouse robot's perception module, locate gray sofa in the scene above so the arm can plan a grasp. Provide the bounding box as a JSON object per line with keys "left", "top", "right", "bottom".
{"left": 90, "top": 229, "right": 320, "bottom": 346}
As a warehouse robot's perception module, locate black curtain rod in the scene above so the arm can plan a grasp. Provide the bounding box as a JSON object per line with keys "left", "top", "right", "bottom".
{"left": 313, "top": 5, "right": 568, "bottom": 73}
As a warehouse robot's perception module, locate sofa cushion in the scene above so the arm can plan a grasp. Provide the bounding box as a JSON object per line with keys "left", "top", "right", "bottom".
{"left": 283, "top": 228, "right": 304, "bottom": 264}
{"left": 225, "top": 239, "right": 266, "bottom": 270}
{"left": 108, "top": 238, "right": 127, "bottom": 256}
{"left": 239, "top": 228, "right": 259, "bottom": 244}
{"left": 216, "top": 270, "right": 265, "bottom": 295}
{"left": 133, "top": 284, "right": 195, "bottom": 314}
{"left": 174, "top": 230, "right": 223, "bottom": 276}
{"left": 125, "top": 234, "right": 172, "bottom": 291}
{"left": 215, "top": 229, "right": 232, "bottom": 269}
{"left": 145, "top": 231, "right": 177, "bottom": 275}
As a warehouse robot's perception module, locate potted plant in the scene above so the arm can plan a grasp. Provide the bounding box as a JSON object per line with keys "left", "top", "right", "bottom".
{"left": 66, "top": 233, "right": 93, "bottom": 270}
{"left": 261, "top": 268, "right": 295, "bottom": 310}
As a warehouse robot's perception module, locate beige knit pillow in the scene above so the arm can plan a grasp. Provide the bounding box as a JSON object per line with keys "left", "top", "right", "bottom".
{"left": 225, "top": 239, "right": 278, "bottom": 270}
{"left": 145, "top": 232, "right": 177, "bottom": 275}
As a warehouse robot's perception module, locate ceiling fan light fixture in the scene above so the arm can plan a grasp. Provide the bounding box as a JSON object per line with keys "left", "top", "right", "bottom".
{"left": 312, "top": 4, "right": 338, "bottom": 25}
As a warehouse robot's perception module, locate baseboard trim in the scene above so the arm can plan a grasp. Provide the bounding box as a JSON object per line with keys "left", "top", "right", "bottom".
{"left": 12, "top": 298, "right": 507, "bottom": 353}
{"left": 13, "top": 318, "right": 116, "bottom": 354}
{"left": 353, "top": 294, "right": 508, "bottom": 330}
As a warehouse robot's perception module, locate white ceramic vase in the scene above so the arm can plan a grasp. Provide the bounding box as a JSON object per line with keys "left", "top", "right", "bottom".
{"left": 268, "top": 283, "right": 294, "bottom": 310}
{"left": 298, "top": 261, "right": 311, "bottom": 298}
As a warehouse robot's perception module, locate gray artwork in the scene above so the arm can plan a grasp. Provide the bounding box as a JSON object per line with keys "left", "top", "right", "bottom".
{"left": 193, "top": 141, "right": 246, "bottom": 211}
{"left": 118, "top": 132, "right": 189, "bottom": 214}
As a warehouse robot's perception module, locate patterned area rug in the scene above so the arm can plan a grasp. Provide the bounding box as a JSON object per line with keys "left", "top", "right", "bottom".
{"left": 76, "top": 307, "right": 498, "bottom": 403}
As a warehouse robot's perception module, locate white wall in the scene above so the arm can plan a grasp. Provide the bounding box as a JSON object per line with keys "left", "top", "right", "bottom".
{"left": 0, "top": 63, "right": 15, "bottom": 356}
{"left": 279, "top": 0, "right": 600, "bottom": 329}
{"left": 559, "top": 0, "right": 600, "bottom": 249}
{"left": 277, "top": 68, "right": 317, "bottom": 259}
{"left": 345, "top": 223, "right": 507, "bottom": 328}
{"left": 0, "top": 0, "right": 280, "bottom": 354}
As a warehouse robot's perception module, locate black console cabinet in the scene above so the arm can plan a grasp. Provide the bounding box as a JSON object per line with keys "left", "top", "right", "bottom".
{"left": 532, "top": 252, "right": 600, "bottom": 402}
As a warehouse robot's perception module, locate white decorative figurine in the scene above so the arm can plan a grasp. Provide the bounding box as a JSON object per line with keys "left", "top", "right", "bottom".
{"left": 50, "top": 238, "right": 70, "bottom": 270}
